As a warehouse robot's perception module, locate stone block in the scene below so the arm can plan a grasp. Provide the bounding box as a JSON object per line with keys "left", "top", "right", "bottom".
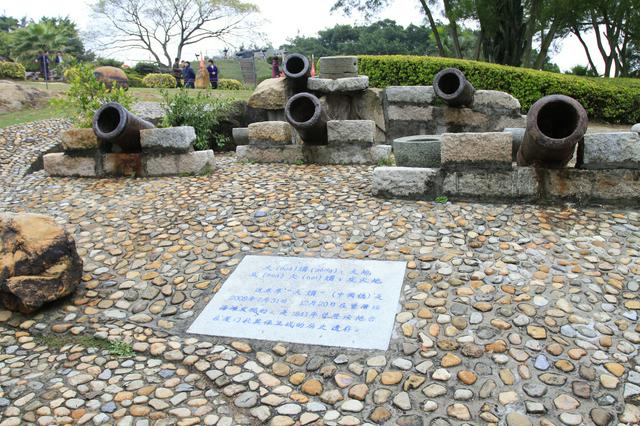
{"left": 146, "top": 150, "right": 214, "bottom": 176}
{"left": 327, "top": 120, "right": 375, "bottom": 145}
{"left": 543, "top": 169, "right": 593, "bottom": 201}
{"left": 352, "top": 88, "right": 386, "bottom": 143}
{"left": 387, "top": 105, "right": 433, "bottom": 122}
{"left": 307, "top": 76, "right": 369, "bottom": 93}
{"left": 140, "top": 127, "right": 195, "bottom": 153}
{"left": 385, "top": 86, "right": 435, "bottom": 105}
{"left": 43, "top": 153, "right": 97, "bottom": 177}
{"left": 236, "top": 145, "right": 304, "bottom": 164}
{"left": 393, "top": 135, "right": 441, "bottom": 168}
{"left": 372, "top": 167, "right": 439, "bottom": 198}
{"left": 303, "top": 145, "right": 391, "bottom": 165}
{"left": 503, "top": 128, "right": 525, "bottom": 161}
{"left": 590, "top": 169, "right": 640, "bottom": 201}
{"left": 178, "top": 150, "right": 214, "bottom": 174}
{"left": 631, "top": 123, "right": 640, "bottom": 133}
{"left": 319, "top": 56, "right": 358, "bottom": 79}
{"left": 232, "top": 128, "right": 249, "bottom": 146}
{"left": 472, "top": 90, "right": 521, "bottom": 115}
{"left": 442, "top": 167, "right": 538, "bottom": 200}
{"left": 103, "top": 153, "right": 144, "bottom": 176}
{"left": 319, "top": 94, "right": 352, "bottom": 121}
{"left": 248, "top": 77, "right": 287, "bottom": 110}
{"left": 61, "top": 128, "right": 99, "bottom": 152}
{"left": 580, "top": 132, "right": 640, "bottom": 169}
{"left": 248, "top": 121, "right": 292, "bottom": 145}
{"left": 441, "top": 132, "right": 512, "bottom": 170}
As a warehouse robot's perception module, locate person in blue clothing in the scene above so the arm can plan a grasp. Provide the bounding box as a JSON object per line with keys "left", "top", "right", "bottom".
{"left": 207, "top": 59, "right": 218, "bottom": 89}
{"left": 182, "top": 61, "right": 196, "bottom": 88}
{"left": 36, "top": 51, "right": 50, "bottom": 81}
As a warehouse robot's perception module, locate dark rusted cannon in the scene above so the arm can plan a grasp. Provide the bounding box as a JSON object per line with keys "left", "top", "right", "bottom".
{"left": 517, "top": 95, "right": 588, "bottom": 168}
{"left": 283, "top": 53, "right": 310, "bottom": 92}
{"left": 285, "top": 92, "right": 327, "bottom": 145}
{"left": 433, "top": 68, "right": 475, "bottom": 108}
{"left": 92, "top": 102, "right": 155, "bottom": 152}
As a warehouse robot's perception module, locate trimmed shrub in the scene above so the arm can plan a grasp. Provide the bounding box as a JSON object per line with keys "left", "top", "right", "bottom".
{"left": 134, "top": 62, "right": 171, "bottom": 75}
{"left": 127, "top": 75, "right": 144, "bottom": 88}
{"left": 161, "top": 88, "right": 234, "bottom": 150}
{"left": 358, "top": 55, "right": 640, "bottom": 124}
{"left": 143, "top": 73, "right": 177, "bottom": 88}
{"left": 218, "top": 78, "right": 243, "bottom": 90}
{"left": 0, "top": 61, "right": 26, "bottom": 79}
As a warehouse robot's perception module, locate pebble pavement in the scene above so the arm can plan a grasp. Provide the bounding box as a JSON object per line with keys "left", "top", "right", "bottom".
{"left": 0, "top": 119, "right": 639, "bottom": 425}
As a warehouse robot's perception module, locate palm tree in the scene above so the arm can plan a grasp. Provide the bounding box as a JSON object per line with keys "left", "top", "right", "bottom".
{"left": 11, "top": 19, "right": 81, "bottom": 62}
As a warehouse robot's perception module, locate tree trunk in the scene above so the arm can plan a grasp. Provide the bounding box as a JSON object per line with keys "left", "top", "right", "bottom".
{"left": 572, "top": 26, "right": 599, "bottom": 74}
{"left": 533, "top": 19, "right": 560, "bottom": 69}
{"left": 419, "top": 0, "right": 446, "bottom": 56}
{"left": 443, "top": 0, "right": 463, "bottom": 58}
{"left": 521, "top": 0, "right": 541, "bottom": 67}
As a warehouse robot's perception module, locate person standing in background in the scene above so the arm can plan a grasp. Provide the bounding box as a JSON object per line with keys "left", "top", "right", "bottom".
{"left": 182, "top": 61, "right": 196, "bottom": 88}
{"left": 36, "top": 51, "right": 50, "bottom": 81}
{"left": 271, "top": 57, "right": 280, "bottom": 78}
{"left": 172, "top": 58, "right": 182, "bottom": 87}
{"left": 207, "top": 60, "right": 218, "bottom": 89}
{"left": 54, "top": 51, "right": 63, "bottom": 65}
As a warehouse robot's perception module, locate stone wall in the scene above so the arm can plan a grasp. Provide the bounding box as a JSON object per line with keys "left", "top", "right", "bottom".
{"left": 383, "top": 87, "right": 526, "bottom": 142}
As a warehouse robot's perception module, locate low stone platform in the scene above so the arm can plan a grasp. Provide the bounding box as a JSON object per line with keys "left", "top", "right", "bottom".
{"left": 44, "top": 150, "right": 215, "bottom": 177}
{"left": 237, "top": 144, "right": 392, "bottom": 165}
{"left": 373, "top": 165, "right": 640, "bottom": 205}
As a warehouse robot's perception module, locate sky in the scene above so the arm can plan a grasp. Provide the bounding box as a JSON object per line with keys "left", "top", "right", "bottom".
{"left": 0, "top": 0, "right": 603, "bottom": 72}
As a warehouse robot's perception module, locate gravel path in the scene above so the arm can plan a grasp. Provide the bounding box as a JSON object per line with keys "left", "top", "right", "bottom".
{"left": 0, "top": 120, "right": 639, "bottom": 425}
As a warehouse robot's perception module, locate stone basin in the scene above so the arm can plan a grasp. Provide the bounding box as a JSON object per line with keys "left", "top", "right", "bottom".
{"left": 393, "top": 135, "right": 441, "bottom": 168}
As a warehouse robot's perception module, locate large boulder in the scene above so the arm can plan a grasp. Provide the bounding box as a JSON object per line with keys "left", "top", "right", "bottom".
{"left": 248, "top": 77, "right": 287, "bottom": 110}
{"left": 0, "top": 213, "right": 82, "bottom": 313}
{"left": 94, "top": 66, "right": 129, "bottom": 90}
{"left": 0, "top": 80, "right": 48, "bottom": 114}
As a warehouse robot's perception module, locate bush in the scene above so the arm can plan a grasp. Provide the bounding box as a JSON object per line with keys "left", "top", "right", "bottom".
{"left": 0, "top": 61, "right": 25, "bottom": 79}
{"left": 161, "top": 88, "right": 234, "bottom": 150}
{"left": 218, "top": 78, "right": 243, "bottom": 90}
{"left": 143, "top": 73, "right": 177, "bottom": 88}
{"left": 63, "top": 67, "right": 80, "bottom": 82}
{"left": 95, "top": 57, "right": 124, "bottom": 68}
{"left": 134, "top": 62, "right": 171, "bottom": 75}
{"left": 127, "top": 75, "right": 144, "bottom": 88}
{"left": 52, "top": 64, "right": 133, "bottom": 128}
{"left": 358, "top": 55, "right": 640, "bottom": 124}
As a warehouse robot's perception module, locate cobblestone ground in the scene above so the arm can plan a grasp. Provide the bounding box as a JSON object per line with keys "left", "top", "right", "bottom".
{"left": 1, "top": 119, "right": 640, "bottom": 426}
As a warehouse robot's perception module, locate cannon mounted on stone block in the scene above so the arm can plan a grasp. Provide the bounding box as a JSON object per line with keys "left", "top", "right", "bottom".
{"left": 283, "top": 53, "right": 311, "bottom": 93}
{"left": 433, "top": 68, "right": 475, "bottom": 108}
{"left": 285, "top": 92, "right": 328, "bottom": 145}
{"left": 92, "top": 102, "right": 155, "bottom": 153}
{"left": 517, "top": 95, "right": 588, "bottom": 168}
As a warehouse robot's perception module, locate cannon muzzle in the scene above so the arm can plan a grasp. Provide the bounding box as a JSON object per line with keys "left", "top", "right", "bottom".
{"left": 92, "top": 102, "right": 155, "bottom": 152}
{"left": 517, "top": 95, "right": 588, "bottom": 168}
{"left": 285, "top": 92, "right": 327, "bottom": 145}
{"left": 433, "top": 68, "right": 475, "bottom": 108}
{"left": 283, "top": 53, "right": 311, "bottom": 92}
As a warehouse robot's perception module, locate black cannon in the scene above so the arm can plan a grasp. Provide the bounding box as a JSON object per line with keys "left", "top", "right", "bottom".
{"left": 92, "top": 102, "right": 155, "bottom": 152}
{"left": 285, "top": 92, "right": 327, "bottom": 145}
{"left": 433, "top": 68, "right": 475, "bottom": 108}
{"left": 517, "top": 95, "right": 588, "bottom": 168}
{"left": 283, "top": 53, "right": 311, "bottom": 92}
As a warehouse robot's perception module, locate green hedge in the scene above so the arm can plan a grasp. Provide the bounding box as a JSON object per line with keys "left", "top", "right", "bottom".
{"left": 143, "top": 73, "right": 177, "bottom": 88}
{"left": 218, "top": 78, "right": 243, "bottom": 90}
{"left": 358, "top": 55, "right": 640, "bottom": 124}
{"left": 0, "top": 62, "right": 26, "bottom": 79}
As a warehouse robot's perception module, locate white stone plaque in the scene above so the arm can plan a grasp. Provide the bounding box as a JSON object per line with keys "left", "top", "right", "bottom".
{"left": 188, "top": 255, "right": 406, "bottom": 350}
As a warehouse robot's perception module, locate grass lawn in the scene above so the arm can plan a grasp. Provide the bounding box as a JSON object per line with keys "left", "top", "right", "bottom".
{"left": 0, "top": 81, "right": 253, "bottom": 129}
{"left": 189, "top": 59, "right": 273, "bottom": 83}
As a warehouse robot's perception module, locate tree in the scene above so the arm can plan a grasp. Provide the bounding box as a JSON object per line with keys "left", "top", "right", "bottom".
{"left": 331, "top": 0, "right": 581, "bottom": 68}
{"left": 10, "top": 18, "right": 90, "bottom": 63}
{"left": 89, "top": 0, "right": 258, "bottom": 66}
{"left": 281, "top": 20, "right": 435, "bottom": 57}
{"left": 569, "top": 0, "right": 639, "bottom": 77}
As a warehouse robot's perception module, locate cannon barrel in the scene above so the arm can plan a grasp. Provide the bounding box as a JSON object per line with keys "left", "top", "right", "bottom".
{"left": 433, "top": 68, "right": 475, "bottom": 108}
{"left": 285, "top": 92, "right": 327, "bottom": 145}
{"left": 283, "top": 53, "right": 311, "bottom": 92}
{"left": 517, "top": 95, "right": 588, "bottom": 169}
{"left": 92, "top": 102, "right": 155, "bottom": 152}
